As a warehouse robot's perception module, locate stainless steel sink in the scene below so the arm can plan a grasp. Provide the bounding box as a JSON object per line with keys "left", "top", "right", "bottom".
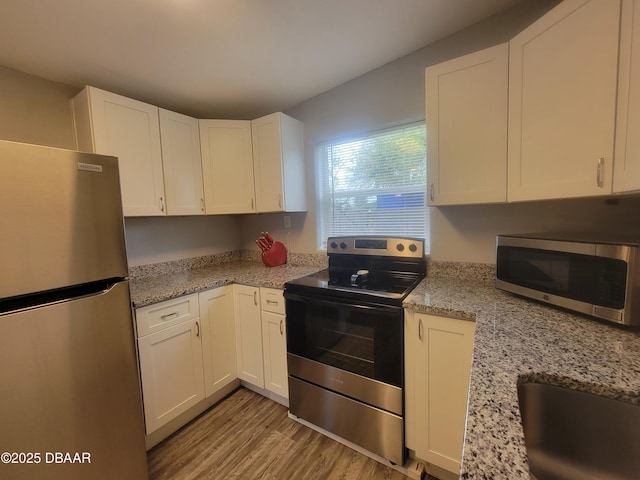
{"left": 517, "top": 381, "right": 640, "bottom": 480}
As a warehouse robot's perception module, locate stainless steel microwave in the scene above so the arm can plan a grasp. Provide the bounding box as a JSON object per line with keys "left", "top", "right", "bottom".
{"left": 495, "top": 233, "right": 640, "bottom": 326}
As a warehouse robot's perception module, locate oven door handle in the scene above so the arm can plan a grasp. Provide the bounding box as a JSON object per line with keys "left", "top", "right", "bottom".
{"left": 283, "top": 291, "right": 400, "bottom": 312}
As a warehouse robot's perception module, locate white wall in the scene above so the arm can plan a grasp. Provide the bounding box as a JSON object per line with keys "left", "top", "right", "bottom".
{"left": 0, "top": 66, "right": 78, "bottom": 149}
{"left": 431, "top": 197, "right": 640, "bottom": 263}
{"left": 124, "top": 216, "right": 241, "bottom": 266}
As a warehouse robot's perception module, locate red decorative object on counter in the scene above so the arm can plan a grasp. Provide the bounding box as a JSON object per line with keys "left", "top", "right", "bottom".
{"left": 255, "top": 232, "right": 287, "bottom": 267}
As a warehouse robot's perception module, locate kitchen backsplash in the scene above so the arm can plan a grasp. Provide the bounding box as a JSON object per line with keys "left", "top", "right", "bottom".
{"left": 427, "top": 259, "right": 495, "bottom": 282}
{"left": 129, "top": 250, "right": 328, "bottom": 279}
{"left": 129, "top": 250, "right": 495, "bottom": 283}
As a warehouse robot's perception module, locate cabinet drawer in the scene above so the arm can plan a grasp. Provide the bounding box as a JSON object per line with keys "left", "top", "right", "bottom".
{"left": 260, "top": 287, "right": 285, "bottom": 315}
{"left": 135, "top": 294, "right": 199, "bottom": 337}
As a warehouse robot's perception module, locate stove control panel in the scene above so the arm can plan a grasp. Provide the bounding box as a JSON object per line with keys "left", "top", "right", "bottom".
{"left": 327, "top": 236, "right": 424, "bottom": 258}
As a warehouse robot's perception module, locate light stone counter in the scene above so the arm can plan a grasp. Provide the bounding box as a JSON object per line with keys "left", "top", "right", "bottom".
{"left": 130, "top": 260, "right": 323, "bottom": 308}
{"left": 403, "top": 276, "right": 640, "bottom": 479}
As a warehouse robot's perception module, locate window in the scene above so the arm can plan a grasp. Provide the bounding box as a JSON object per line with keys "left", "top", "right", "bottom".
{"left": 317, "top": 122, "right": 428, "bottom": 249}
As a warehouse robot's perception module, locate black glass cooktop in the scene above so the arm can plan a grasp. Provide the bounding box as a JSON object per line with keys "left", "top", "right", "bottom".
{"left": 284, "top": 267, "right": 423, "bottom": 304}
{"left": 285, "top": 236, "right": 426, "bottom": 306}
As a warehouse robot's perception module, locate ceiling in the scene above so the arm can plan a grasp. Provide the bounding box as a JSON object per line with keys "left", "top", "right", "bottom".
{"left": 0, "top": 0, "right": 522, "bottom": 119}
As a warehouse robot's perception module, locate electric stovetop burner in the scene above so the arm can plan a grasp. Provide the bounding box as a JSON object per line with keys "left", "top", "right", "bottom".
{"left": 285, "top": 236, "right": 426, "bottom": 305}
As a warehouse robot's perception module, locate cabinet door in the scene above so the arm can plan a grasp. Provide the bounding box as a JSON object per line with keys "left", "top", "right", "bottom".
{"left": 76, "top": 86, "right": 166, "bottom": 216}
{"left": 508, "top": 0, "right": 620, "bottom": 201}
{"left": 261, "top": 311, "right": 288, "bottom": 398}
{"left": 233, "top": 285, "right": 264, "bottom": 388}
{"left": 199, "top": 120, "right": 255, "bottom": 214}
{"left": 159, "top": 108, "right": 205, "bottom": 215}
{"left": 426, "top": 43, "right": 508, "bottom": 205}
{"left": 199, "top": 286, "right": 237, "bottom": 397}
{"left": 137, "top": 319, "right": 205, "bottom": 434}
{"left": 252, "top": 112, "right": 306, "bottom": 213}
{"left": 614, "top": 0, "right": 640, "bottom": 193}
{"left": 406, "top": 312, "right": 475, "bottom": 474}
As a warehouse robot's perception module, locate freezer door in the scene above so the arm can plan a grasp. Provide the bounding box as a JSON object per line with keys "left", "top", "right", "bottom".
{"left": 0, "top": 140, "right": 128, "bottom": 299}
{"left": 0, "top": 281, "right": 147, "bottom": 480}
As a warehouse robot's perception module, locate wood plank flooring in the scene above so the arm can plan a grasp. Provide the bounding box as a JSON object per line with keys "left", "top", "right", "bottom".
{"left": 147, "top": 387, "right": 410, "bottom": 480}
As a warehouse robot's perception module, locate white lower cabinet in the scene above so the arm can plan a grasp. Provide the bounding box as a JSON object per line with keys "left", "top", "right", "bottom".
{"left": 136, "top": 294, "right": 204, "bottom": 435}
{"left": 136, "top": 284, "right": 288, "bottom": 437}
{"left": 233, "top": 284, "right": 265, "bottom": 388}
{"left": 405, "top": 310, "right": 475, "bottom": 474}
{"left": 199, "top": 285, "right": 237, "bottom": 397}
{"left": 135, "top": 287, "right": 236, "bottom": 436}
{"left": 260, "top": 288, "right": 288, "bottom": 398}
{"left": 233, "top": 285, "right": 289, "bottom": 403}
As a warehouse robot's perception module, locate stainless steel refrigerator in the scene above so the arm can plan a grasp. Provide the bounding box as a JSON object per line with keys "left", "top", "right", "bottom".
{"left": 0, "top": 140, "right": 148, "bottom": 479}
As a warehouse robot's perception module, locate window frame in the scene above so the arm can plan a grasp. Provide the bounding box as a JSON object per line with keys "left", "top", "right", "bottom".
{"left": 315, "top": 121, "right": 429, "bottom": 250}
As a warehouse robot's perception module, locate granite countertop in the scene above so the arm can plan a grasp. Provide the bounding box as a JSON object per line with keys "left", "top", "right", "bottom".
{"left": 403, "top": 276, "right": 640, "bottom": 479}
{"left": 129, "top": 260, "right": 323, "bottom": 307}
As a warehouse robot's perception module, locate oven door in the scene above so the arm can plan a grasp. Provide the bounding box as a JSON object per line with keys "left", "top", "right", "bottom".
{"left": 284, "top": 290, "right": 403, "bottom": 414}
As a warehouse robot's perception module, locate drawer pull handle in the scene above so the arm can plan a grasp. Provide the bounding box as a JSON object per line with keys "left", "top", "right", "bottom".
{"left": 195, "top": 321, "right": 200, "bottom": 338}
{"left": 161, "top": 311, "right": 180, "bottom": 320}
{"left": 418, "top": 318, "right": 423, "bottom": 340}
{"left": 266, "top": 299, "right": 279, "bottom": 305}
{"left": 280, "top": 319, "right": 283, "bottom": 335}
{"left": 596, "top": 157, "right": 604, "bottom": 188}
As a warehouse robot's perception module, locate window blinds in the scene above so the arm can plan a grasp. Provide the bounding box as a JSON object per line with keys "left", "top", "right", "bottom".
{"left": 317, "top": 123, "right": 428, "bottom": 249}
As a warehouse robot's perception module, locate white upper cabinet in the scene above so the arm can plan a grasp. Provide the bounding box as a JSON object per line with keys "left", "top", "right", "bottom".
{"left": 507, "top": 0, "right": 620, "bottom": 201}
{"left": 72, "top": 86, "right": 166, "bottom": 216}
{"left": 614, "top": 0, "right": 640, "bottom": 193}
{"left": 426, "top": 43, "right": 508, "bottom": 205}
{"left": 158, "top": 108, "right": 205, "bottom": 215}
{"left": 251, "top": 112, "right": 306, "bottom": 213}
{"left": 199, "top": 119, "right": 256, "bottom": 214}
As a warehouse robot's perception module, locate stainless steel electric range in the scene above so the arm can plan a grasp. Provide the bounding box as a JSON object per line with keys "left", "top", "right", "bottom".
{"left": 284, "top": 236, "right": 426, "bottom": 465}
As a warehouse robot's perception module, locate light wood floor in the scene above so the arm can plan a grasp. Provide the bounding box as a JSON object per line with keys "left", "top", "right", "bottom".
{"left": 147, "top": 387, "right": 410, "bottom": 480}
